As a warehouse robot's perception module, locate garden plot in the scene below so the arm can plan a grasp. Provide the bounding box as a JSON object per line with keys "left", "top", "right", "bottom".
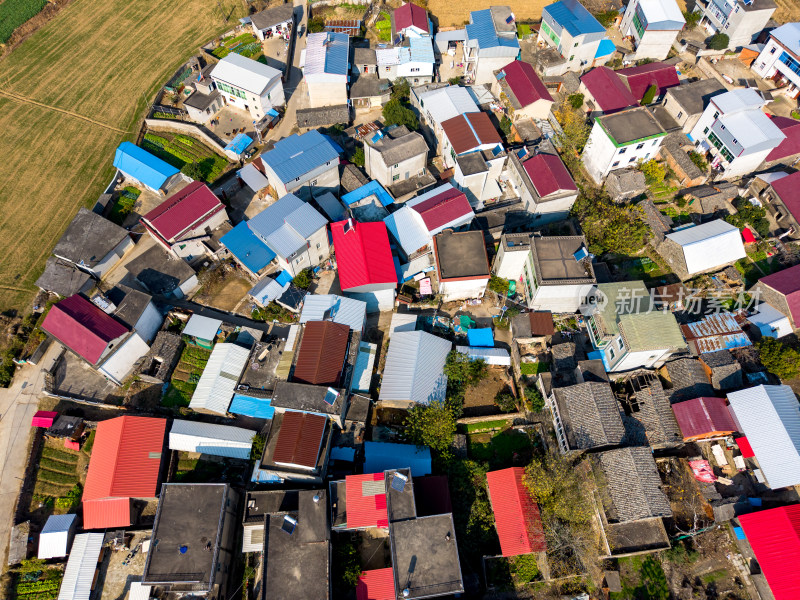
{"left": 141, "top": 131, "right": 230, "bottom": 183}
{"left": 162, "top": 345, "right": 211, "bottom": 408}
{"left": 30, "top": 436, "right": 90, "bottom": 517}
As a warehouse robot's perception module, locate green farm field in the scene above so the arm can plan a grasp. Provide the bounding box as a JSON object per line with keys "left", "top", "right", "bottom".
{"left": 0, "top": 0, "right": 243, "bottom": 313}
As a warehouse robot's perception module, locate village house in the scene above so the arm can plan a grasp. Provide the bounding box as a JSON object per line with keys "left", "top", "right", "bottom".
{"left": 760, "top": 115, "right": 800, "bottom": 168}
{"left": 699, "top": 349, "right": 744, "bottom": 390}
{"left": 113, "top": 141, "right": 185, "bottom": 195}
{"left": 549, "top": 380, "right": 626, "bottom": 453}
{"left": 439, "top": 111, "right": 502, "bottom": 169}
{"left": 255, "top": 410, "right": 333, "bottom": 484}
{"left": 451, "top": 150, "right": 507, "bottom": 209}
{"left": 433, "top": 229, "right": 491, "bottom": 302}
{"left": 579, "top": 67, "right": 639, "bottom": 117}
{"left": 250, "top": 3, "right": 294, "bottom": 41}
{"left": 219, "top": 221, "right": 278, "bottom": 279}
{"left": 681, "top": 312, "right": 752, "bottom": 354}
{"left": 189, "top": 343, "right": 251, "bottom": 415}
{"left": 303, "top": 32, "right": 349, "bottom": 108}
{"left": 671, "top": 395, "right": 739, "bottom": 441}
{"left": 620, "top": 0, "right": 685, "bottom": 60}
{"left": 492, "top": 60, "right": 554, "bottom": 121}
{"left": 379, "top": 330, "right": 451, "bottom": 408}
{"left": 659, "top": 357, "right": 715, "bottom": 403}
{"left": 249, "top": 271, "right": 305, "bottom": 312}
{"left": 662, "top": 79, "right": 727, "bottom": 134}
{"left": 616, "top": 62, "right": 680, "bottom": 103}
{"left": 169, "top": 420, "right": 256, "bottom": 460}
{"left": 486, "top": 468, "right": 546, "bottom": 557}
{"left": 750, "top": 263, "right": 800, "bottom": 329}
{"left": 506, "top": 148, "right": 578, "bottom": 222}
{"left": 464, "top": 7, "right": 520, "bottom": 85}
{"left": 694, "top": 0, "right": 776, "bottom": 49}
{"left": 375, "top": 36, "right": 436, "bottom": 85}
{"left": 413, "top": 85, "right": 480, "bottom": 152}
{"left": 621, "top": 371, "right": 683, "bottom": 449}
{"left": 210, "top": 53, "right": 285, "bottom": 121}
{"left": 299, "top": 293, "right": 368, "bottom": 333}
{"left": 349, "top": 75, "right": 391, "bottom": 112}
{"left": 363, "top": 126, "right": 429, "bottom": 188}
{"left": 757, "top": 170, "right": 800, "bottom": 240}
{"left": 392, "top": 2, "right": 430, "bottom": 39}
{"left": 124, "top": 244, "right": 199, "bottom": 299}
{"left": 37, "top": 514, "right": 77, "bottom": 560}
{"left": 658, "top": 219, "right": 746, "bottom": 280}
{"left": 183, "top": 64, "right": 225, "bottom": 124}
{"left": 295, "top": 105, "right": 351, "bottom": 130}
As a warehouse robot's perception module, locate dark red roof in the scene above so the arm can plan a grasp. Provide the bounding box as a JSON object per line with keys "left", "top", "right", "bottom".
{"left": 440, "top": 112, "right": 502, "bottom": 155}
{"left": 759, "top": 263, "right": 800, "bottom": 327}
{"left": 522, "top": 153, "right": 576, "bottom": 198}
{"left": 41, "top": 295, "right": 130, "bottom": 364}
{"left": 410, "top": 186, "right": 473, "bottom": 232}
{"left": 142, "top": 181, "right": 225, "bottom": 243}
{"left": 293, "top": 320, "right": 350, "bottom": 386}
{"left": 486, "top": 467, "right": 546, "bottom": 556}
{"left": 356, "top": 568, "right": 396, "bottom": 600}
{"left": 739, "top": 504, "right": 800, "bottom": 600}
{"left": 770, "top": 171, "right": 800, "bottom": 222}
{"left": 616, "top": 62, "right": 680, "bottom": 101}
{"left": 766, "top": 115, "right": 800, "bottom": 162}
{"left": 580, "top": 67, "right": 637, "bottom": 113}
{"left": 500, "top": 60, "right": 553, "bottom": 108}
{"left": 672, "top": 397, "right": 738, "bottom": 440}
{"left": 736, "top": 435, "right": 755, "bottom": 458}
{"left": 272, "top": 411, "right": 327, "bottom": 468}
{"left": 331, "top": 220, "right": 397, "bottom": 291}
{"left": 393, "top": 2, "right": 428, "bottom": 33}
{"left": 345, "top": 472, "right": 389, "bottom": 528}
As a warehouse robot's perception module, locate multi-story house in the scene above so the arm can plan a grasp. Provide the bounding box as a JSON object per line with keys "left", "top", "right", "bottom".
{"left": 210, "top": 53, "right": 285, "bottom": 121}
{"left": 620, "top": 0, "right": 685, "bottom": 61}
{"left": 694, "top": 0, "right": 776, "bottom": 49}
{"left": 257, "top": 130, "right": 341, "bottom": 200}
{"left": 464, "top": 7, "right": 520, "bottom": 85}
{"left": 304, "top": 32, "right": 349, "bottom": 108}
{"left": 752, "top": 23, "right": 800, "bottom": 100}
{"left": 364, "top": 127, "right": 429, "bottom": 188}
{"left": 538, "top": 0, "right": 615, "bottom": 76}
{"left": 506, "top": 148, "right": 578, "bottom": 223}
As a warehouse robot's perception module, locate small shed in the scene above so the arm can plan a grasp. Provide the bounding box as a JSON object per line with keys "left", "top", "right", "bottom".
{"left": 748, "top": 303, "right": 793, "bottom": 339}
{"left": 38, "top": 514, "right": 77, "bottom": 559}
{"left": 456, "top": 345, "right": 511, "bottom": 366}
{"left": 183, "top": 314, "right": 223, "bottom": 348}
{"left": 466, "top": 328, "right": 494, "bottom": 347}
{"left": 31, "top": 411, "right": 58, "bottom": 428}
{"left": 169, "top": 419, "right": 256, "bottom": 460}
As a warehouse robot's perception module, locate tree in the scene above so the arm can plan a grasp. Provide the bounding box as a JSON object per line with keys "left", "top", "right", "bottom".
{"left": 308, "top": 16, "right": 325, "bottom": 33}
{"left": 688, "top": 150, "right": 708, "bottom": 171}
{"left": 488, "top": 275, "right": 510, "bottom": 295}
{"left": 382, "top": 98, "right": 418, "bottom": 130}
{"left": 640, "top": 557, "right": 670, "bottom": 600}
{"left": 350, "top": 146, "right": 365, "bottom": 167}
{"left": 524, "top": 454, "right": 592, "bottom": 525}
{"left": 332, "top": 541, "right": 362, "bottom": 595}
{"left": 567, "top": 93, "right": 584, "bottom": 109}
{"left": 293, "top": 268, "right": 312, "bottom": 290}
{"left": 404, "top": 401, "right": 457, "bottom": 458}
{"left": 499, "top": 115, "right": 512, "bottom": 137}
{"left": 391, "top": 77, "right": 410, "bottom": 102}
{"left": 443, "top": 350, "right": 487, "bottom": 389}
{"left": 182, "top": 161, "right": 204, "bottom": 181}
{"left": 570, "top": 190, "right": 649, "bottom": 255}
{"left": 726, "top": 196, "right": 770, "bottom": 238}
{"left": 756, "top": 336, "right": 800, "bottom": 380}
{"left": 448, "top": 76, "right": 462, "bottom": 85}
{"left": 553, "top": 103, "right": 590, "bottom": 164}
{"left": 683, "top": 10, "right": 701, "bottom": 30}
{"left": 525, "top": 385, "right": 545, "bottom": 412}
{"left": 639, "top": 158, "right": 666, "bottom": 183}
{"left": 250, "top": 433, "right": 266, "bottom": 460}
{"left": 494, "top": 389, "right": 517, "bottom": 413}
{"left": 640, "top": 84, "right": 657, "bottom": 105}
{"left": 708, "top": 33, "right": 729, "bottom": 50}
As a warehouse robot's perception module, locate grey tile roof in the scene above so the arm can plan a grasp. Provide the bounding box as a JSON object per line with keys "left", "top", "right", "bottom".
{"left": 661, "top": 358, "right": 714, "bottom": 404}
{"left": 553, "top": 381, "right": 625, "bottom": 450}
{"left": 370, "top": 130, "right": 428, "bottom": 165}
{"left": 349, "top": 75, "right": 390, "bottom": 99}
{"left": 551, "top": 342, "right": 578, "bottom": 373}
{"left": 341, "top": 164, "right": 368, "bottom": 193}
{"left": 53, "top": 208, "right": 129, "bottom": 267}
{"left": 665, "top": 78, "right": 726, "bottom": 117}
{"left": 126, "top": 245, "right": 196, "bottom": 295}
{"left": 107, "top": 284, "right": 153, "bottom": 329}
{"left": 626, "top": 372, "right": 682, "bottom": 448}
{"left": 251, "top": 3, "right": 294, "bottom": 29}
{"left": 35, "top": 257, "right": 93, "bottom": 297}
{"left": 296, "top": 105, "right": 350, "bottom": 128}
{"left": 597, "top": 447, "right": 672, "bottom": 522}
{"left": 353, "top": 47, "right": 377, "bottom": 65}
{"left": 247, "top": 194, "right": 328, "bottom": 258}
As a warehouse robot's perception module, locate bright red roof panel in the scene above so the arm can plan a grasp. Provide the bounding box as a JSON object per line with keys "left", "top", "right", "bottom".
{"left": 739, "top": 504, "right": 800, "bottom": 600}
{"left": 356, "top": 568, "right": 395, "bottom": 600}
{"left": 41, "top": 295, "right": 130, "bottom": 364}
{"left": 410, "top": 187, "right": 472, "bottom": 232}
{"left": 82, "top": 497, "right": 132, "bottom": 530}
{"left": 345, "top": 473, "right": 389, "bottom": 529}
{"left": 580, "top": 67, "right": 637, "bottom": 113}
{"left": 331, "top": 220, "right": 397, "bottom": 291}
{"left": 393, "top": 2, "right": 428, "bottom": 33}
{"left": 736, "top": 436, "right": 755, "bottom": 458}
{"left": 32, "top": 411, "right": 58, "bottom": 428}
{"left": 766, "top": 115, "right": 800, "bottom": 162}
{"left": 616, "top": 62, "right": 680, "bottom": 101}
{"left": 486, "top": 467, "right": 546, "bottom": 556}
{"left": 142, "top": 181, "right": 224, "bottom": 242}
{"left": 522, "top": 153, "right": 576, "bottom": 198}
{"left": 672, "top": 397, "right": 738, "bottom": 440}
{"left": 500, "top": 60, "right": 553, "bottom": 108}
{"left": 759, "top": 262, "right": 800, "bottom": 327}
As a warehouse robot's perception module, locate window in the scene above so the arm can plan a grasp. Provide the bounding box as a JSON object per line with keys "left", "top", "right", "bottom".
{"left": 628, "top": 156, "right": 635, "bottom": 162}
{"left": 319, "top": 255, "right": 324, "bottom": 261}
{"left": 569, "top": 55, "right": 575, "bottom": 61}
{"left": 393, "top": 174, "right": 400, "bottom": 181}
{"left": 617, "top": 338, "right": 624, "bottom": 350}
{"left": 316, "top": 243, "right": 320, "bottom": 249}
{"left": 770, "top": 46, "right": 777, "bottom": 54}
{"left": 713, "top": 111, "right": 719, "bottom": 119}
{"left": 574, "top": 42, "right": 578, "bottom": 47}
{"left": 708, "top": 131, "right": 734, "bottom": 162}
{"left": 619, "top": 148, "right": 627, "bottom": 155}
{"left": 393, "top": 163, "right": 399, "bottom": 169}
{"left": 311, "top": 179, "right": 317, "bottom": 186}
{"left": 703, "top": 127, "right": 709, "bottom": 134}
{"left": 677, "top": 111, "right": 683, "bottom": 119}
{"left": 644, "top": 153, "right": 649, "bottom": 159}
{"left": 636, "top": 143, "right": 644, "bottom": 150}
{"left": 652, "top": 139, "right": 659, "bottom": 145}
{"left": 612, "top": 161, "right": 620, "bottom": 167}
{"left": 609, "top": 347, "right": 616, "bottom": 360}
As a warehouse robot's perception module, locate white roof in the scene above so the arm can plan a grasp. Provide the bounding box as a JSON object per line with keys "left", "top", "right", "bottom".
{"left": 376, "top": 47, "right": 401, "bottom": 65}
{"left": 417, "top": 86, "right": 479, "bottom": 125}
{"left": 242, "top": 523, "right": 265, "bottom": 552}
{"left": 98, "top": 333, "right": 150, "bottom": 385}
{"left": 727, "top": 385, "right": 800, "bottom": 489}
{"left": 398, "top": 252, "right": 435, "bottom": 283}
{"left": 390, "top": 312, "right": 418, "bottom": 336}
{"left": 384, "top": 206, "right": 431, "bottom": 256}
{"left": 238, "top": 162, "right": 270, "bottom": 192}
{"left": 636, "top": 0, "right": 685, "bottom": 26}
{"left": 771, "top": 22, "right": 800, "bottom": 53}
{"left": 211, "top": 53, "right": 281, "bottom": 95}
{"left": 717, "top": 109, "right": 785, "bottom": 152}
{"left": 169, "top": 419, "right": 256, "bottom": 459}
{"left": 189, "top": 343, "right": 251, "bottom": 415}
{"left": 249, "top": 277, "right": 288, "bottom": 305}
{"left": 711, "top": 88, "right": 765, "bottom": 114}
{"left": 379, "top": 331, "right": 451, "bottom": 405}
{"left": 183, "top": 314, "right": 223, "bottom": 340}
{"left": 58, "top": 533, "right": 104, "bottom": 600}
{"left": 38, "top": 514, "right": 76, "bottom": 559}
{"left": 351, "top": 341, "right": 377, "bottom": 392}
{"left": 128, "top": 582, "right": 151, "bottom": 600}
{"left": 756, "top": 171, "right": 790, "bottom": 185}
{"left": 299, "top": 294, "right": 367, "bottom": 332}
{"left": 456, "top": 345, "right": 511, "bottom": 366}
{"left": 665, "top": 220, "right": 746, "bottom": 275}
{"left": 748, "top": 303, "right": 793, "bottom": 338}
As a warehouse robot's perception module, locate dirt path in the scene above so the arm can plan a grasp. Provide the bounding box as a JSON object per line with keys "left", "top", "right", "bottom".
{"left": 0, "top": 89, "right": 130, "bottom": 133}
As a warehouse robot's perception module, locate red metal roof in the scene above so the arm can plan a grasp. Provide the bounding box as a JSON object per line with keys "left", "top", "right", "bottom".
{"left": 739, "top": 504, "right": 800, "bottom": 600}
{"left": 580, "top": 67, "right": 637, "bottom": 113}
{"left": 742, "top": 227, "right": 756, "bottom": 244}
{"left": 616, "top": 62, "right": 680, "bottom": 101}
{"left": 345, "top": 473, "right": 389, "bottom": 529}
{"left": 82, "top": 497, "right": 132, "bottom": 530}
{"left": 356, "top": 568, "right": 396, "bottom": 600}
{"left": 83, "top": 416, "right": 166, "bottom": 528}
{"left": 522, "top": 153, "right": 576, "bottom": 199}
{"left": 440, "top": 112, "right": 502, "bottom": 155}
{"left": 393, "top": 2, "right": 429, "bottom": 33}
{"left": 31, "top": 411, "right": 58, "bottom": 428}
{"left": 410, "top": 187, "right": 473, "bottom": 232}
{"left": 736, "top": 435, "right": 755, "bottom": 458}
{"left": 770, "top": 171, "right": 800, "bottom": 222}
{"left": 486, "top": 467, "right": 546, "bottom": 556}
{"left": 757, "top": 263, "right": 800, "bottom": 327}
{"left": 272, "top": 411, "right": 327, "bottom": 468}
{"left": 499, "top": 60, "right": 553, "bottom": 108}
{"left": 41, "top": 295, "right": 130, "bottom": 364}
{"left": 672, "top": 397, "right": 738, "bottom": 440}
{"left": 331, "top": 220, "right": 397, "bottom": 291}
{"left": 142, "top": 181, "right": 225, "bottom": 243}
{"left": 766, "top": 115, "right": 800, "bottom": 162}
{"left": 293, "top": 321, "right": 350, "bottom": 386}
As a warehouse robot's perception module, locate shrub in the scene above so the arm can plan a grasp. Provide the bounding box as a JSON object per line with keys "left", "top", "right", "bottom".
{"left": 448, "top": 76, "right": 461, "bottom": 85}
{"left": 593, "top": 10, "right": 618, "bottom": 26}
{"left": 570, "top": 191, "right": 649, "bottom": 256}
{"left": 350, "top": 146, "right": 365, "bottom": 167}
{"left": 688, "top": 150, "right": 707, "bottom": 171}
{"left": 293, "top": 268, "right": 312, "bottom": 290}
{"left": 181, "top": 161, "right": 204, "bottom": 181}
{"left": 332, "top": 541, "right": 362, "bottom": 594}
{"left": 683, "top": 10, "right": 701, "bottom": 30}
{"left": 390, "top": 78, "right": 410, "bottom": 102}
{"left": 526, "top": 385, "right": 545, "bottom": 412}
{"left": 488, "top": 275, "right": 510, "bottom": 295}
{"left": 404, "top": 401, "right": 457, "bottom": 459}
{"left": 640, "top": 159, "right": 666, "bottom": 184}
{"left": 251, "top": 433, "right": 266, "bottom": 460}
{"left": 567, "top": 93, "right": 584, "bottom": 109}
{"left": 382, "top": 98, "right": 418, "bottom": 130}
{"left": 509, "top": 554, "right": 540, "bottom": 583}
{"left": 494, "top": 390, "right": 517, "bottom": 413}
{"left": 708, "top": 33, "right": 729, "bottom": 50}
{"left": 640, "top": 84, "right": 658, "bottom": 105}
{"left": 308, "top": 16, "right": 325, "bottom": 33}
{"left": 756, "top": 336, "right": 800, "bottom": 380}
{"left": 725, "top": 196, "right": 770, "bottom": 238}
{"left": 499, "top": 115, "right": 512, "bottom": 137}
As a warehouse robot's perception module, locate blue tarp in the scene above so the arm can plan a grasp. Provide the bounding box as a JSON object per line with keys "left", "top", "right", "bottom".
{"left": 275, "top": 270, "right": 293, "bottom": 286}
{"left": 364, "top": 441, "right": 432, "bottom": 477}
{"left": 267, "top": 108, "right": 279, "bottom": 118}
{"left": 229, "top": 394, "right": 275, "bottom": 419}
{"left": 220, "top": 221, "right": 276, "bottom": 274}
{"left": 341, "top": 180, "right": 394, "bottom": 207}
{"left": 467, "top": 328, "right": 494, "bottom": 348}
{"left": 224, "top": 133, "right": 253, "bottom": 155}
{"left": 113, "top": 141, "right": 179, "bottom": 191}
{"left": 330, "top": 446, "right": 356, "bottom": 461}
{"left": 588, "top": 349, "right": 611, "bottom": 372}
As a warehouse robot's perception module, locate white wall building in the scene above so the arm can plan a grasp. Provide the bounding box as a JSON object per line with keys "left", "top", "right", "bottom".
{"left": 364, "top": 128, "right": 429, "bottom": 188}
{"left": 538, "top": 0, "right": 614, "bottom": 75}
{"left": 661, "top": 219, "right": 747, "bottom": 279}
{"left": 506, "top": 149, "right": 578, "bottom": 223}
{"left": 303, "top": 32, "right": 349, "bottom": 108}
{"left": 250, "top": 3, "right": 294, "bottom": 41}
{"left": 413, "top": 85, "right": 480, "bottom": 151}
{"left": 752, "top": 23, "right": 800, "bottom": 100}
{"left": 695, "top": 0, "right": 775, "bottom": 50}
{"left": 210, "top": 53, "right": 285, "bottom": 121}
{"left": 169, "top": 420, "right": 256, "bottom": 460}
{"left": 620, "top": 0, "right": 685, "bottom": 60}
{"left": 464, "top": 7, "right": 520, "bottom": 85}
{"left": 38, "top": 514, "right": 77, "bottom": 560}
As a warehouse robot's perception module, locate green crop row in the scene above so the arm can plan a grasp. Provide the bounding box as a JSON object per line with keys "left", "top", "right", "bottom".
{"left": 175, "top": 135, "right": 195, "bottom": 147}
{"left": 37, "top": 468, "right": 77, "bottom": 485}
{"left": 38, "top": 457, "right": 76, "bottom": 475}
{"left": 17, "top": 581, "right": 59, "bottom": 594}
{"left": 153, "top": 111, "right": 179, "bottom": 120}
{"left": 41, "top": 447, "right": 78, "bottom": 463}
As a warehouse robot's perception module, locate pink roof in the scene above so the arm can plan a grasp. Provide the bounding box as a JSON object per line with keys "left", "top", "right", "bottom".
{"left": 345, "top": 473, "right": 389, "bottom": 529}
{"left": 142, "top": 181, "right": 225, "bottom": 243}
{"left": 486, "top": 467, "right": 546, "bottom": 556}
{"left": 393, "top": 2, "right": 429, "bottom": 33}
{"left": 736, "top": 436, "right": 755, "bottom": 458}
{"left": 356, "top": 568, "right": 395, "bottom": 600}
{"left": 41, "top": 295, "right": 129, "bottom": 364}
{"left": 32, "top": 411, "right": 58, "bottom": 428}
{"left": 410, "top": 187, "right": 473, "bottom": 232}
{"left": 499, "top": 60, "right": 553, "bottom": 108}
{"left": 739, "top": 504, "right": 800, "bottom": 600}
{"left": 522, "top": 153, "right": 576, "bottom": 198}
{"left": 331, "top": 220, "right": 397, "bottom": 291}
{"left": 759, "top": 261, "right": 800, "bottom": 327}
{"left": 580, "top": 67, "right": 637, "bottom": 113}
{"left": 672, "top": 397, "right": 738, "bottom": 440}
{"left": 82, "top": 497, "right": 132, "bottom": 530}
{"left": 770, "top": 171, "right": 800, "bottom": 221}
{"left": 742, "top": 227, "right": 756, "bottom": 244}
{"left": 766, "top": 115, "right": 800, "bottom": 162}
{"left": 616, "top": 62, "right": 680, "bottom": 101}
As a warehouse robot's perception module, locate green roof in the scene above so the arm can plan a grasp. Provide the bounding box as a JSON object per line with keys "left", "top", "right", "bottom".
{"left": 618, "top": 311, "right": 686, "bottom": 352}
{"left": 596, "top": 281, "right": 650, "bottom": 336}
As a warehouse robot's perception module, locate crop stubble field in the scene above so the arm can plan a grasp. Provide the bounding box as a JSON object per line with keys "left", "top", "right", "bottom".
{"left": 428, "top": 0, "right": 554, "bottom": 27}
{"left": 0, "top": 0, "right": 242, "bottom": 313}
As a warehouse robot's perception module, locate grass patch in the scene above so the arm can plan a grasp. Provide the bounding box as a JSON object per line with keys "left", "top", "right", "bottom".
{"left": 0, "top": 0, "right": 47, "bottom": 44}
{"left": 375, "top": 13, "right": 391, "bottom": 41}
{"left": 37, "top": 468, "right": 78, "bottom": 485}
{"left": 163, "top": 345, "right": 211, "bottom": 408}
{"left": 82, "top": 430, "right": 95, "bottom": 455}
{"left": 39, "top": 457, "right": 78, "bottom": 475}
{"left": 212, "top": 32, "right": 261, "bottom": 59}
{"left": 517, "top": 23, "right": 531, "bottom": 37}
{"left": 468, "top": 428, "right": 532, "bottom": 466}
{"left": 520, "top": 361, "right": 548, "bottom": 376}
{"left": 701, "top": 569, "right": 728, "bottom": 584}
{"left": 459, "top": 418, "right": 511, "bottom": 434}
{"left": 41, "top": 447, "right": 79, "bottom": 463}
{"left": 174, "top": 456, "right": 226, "bottom": 483}
{"left": 109, "top": 186, "right": 141, "bottom": 225}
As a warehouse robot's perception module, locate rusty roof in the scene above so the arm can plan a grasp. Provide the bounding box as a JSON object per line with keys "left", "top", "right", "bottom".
{"left": 680, "top": 313, "right": 751, "bottom": 354}
{"left": 293, "top": 320, "right": 350, "bottom": 386}
{"left": 529, "top": 311, "right": 555, "bottom": 336}
{"left": 440, "top": 112, "right": 502, "bottom": 155}
{"left": 271, "top": 412, "right": 327, "bottom": 468}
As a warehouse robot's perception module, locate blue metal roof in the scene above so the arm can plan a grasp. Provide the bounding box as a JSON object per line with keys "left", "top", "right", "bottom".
{"left": 363, "top": 441, "right": 432, "bottom": 476}
{"left": 229, "top": 394, "right": 275, "bottom": 419}
{"left": 261, "top": 130, "right": 340, "bottom": 184}
{"left": 220, "top": 221, "right": 276, "bottom": 274}
{"left": 467, "top": 328, "right": 494, "bottom": 347}
{"left": 544, "top": 0, "right": 605, "bottom": 37}
{"left": 247, "top": 193, "right": 328, "bottom": 258}
{"left": 407, "top": 36, "right": 435, "bottom": 63}
{"left": 595, "top": 38, "right": 616, "bottom": 58}
{"left": 325, "top": 31, "right": 350, "bottom": 75}
{"left": 275, "top": 269, "right": 293, "bottom": 286}
{"left": 330, "top": 446, "right": 356, "bottom": 461}
{"left": 113, "top": 142, "right": 179, "bottom": 190}
{"left": 224, "top": 133, "right": 253, "bottom": 155}
{"left": 466, "top": 9, "right": 519, "bottom": 49}
{"left": 341, "top": 180, "right": 394, "bottom": 207}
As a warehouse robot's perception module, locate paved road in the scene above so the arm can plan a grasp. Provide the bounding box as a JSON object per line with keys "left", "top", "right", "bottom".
{"left": 0, "top": 342, "right": 62, "bottom": 565}
{"left": 269, "top": 0, "right": 308, "bottom": 141}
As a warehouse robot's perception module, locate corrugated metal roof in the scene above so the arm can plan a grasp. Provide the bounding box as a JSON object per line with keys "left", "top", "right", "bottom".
{"left": 681, "top": 313, "right": 752, "bottom": 353}
{"left": 221, "top": 221, "right": 276, "bottom": 274}
{"left": 727, "top": 385, "right": 800, "bottom": 489}
{"left": 364, "top": 441, "right": 431, "bottom": 476}
{"left": 636, "top": 0, "right": 684, "bottom": 26}
{"left": 748, "top": 303, "right": 793, "bottom": 338}
{"left": 739, "top": 504, "right": 800, "bottom": 600}
{"left": 211, "top": 53, "right": 281, "bottom": 95}
{"left": 242, "top": 523, "right": 264, "bottom": 552}
{"left": 351, "top": 341, "right": 377, "bottom": 392}
{"left": 249, "top": 276, "right": 288, "bottom": 305}
{"left": 38, "top": 514, "right": 76, "bottom": 559}
{"left": 666, "top": 220, "right": 746, "bottom": 275}
{"left": 486, "top": 467, "right": 546, "bottom": 556}
{"left": 394, "top": 2, "right": 429, "bottom": 33}
{"left": 390, "top": 312, "right": 418, "bottom": 336}
{"left": 293, "top": 320, "right": 350, "bottom": 386}
{"left": 300, "top": 294, "right": 367, "bottom": 332}
{"left": 345, "top": 473, "right": 389, "bottom": 528}
{"left": 331, "top": 220, "right": 397, "bottom": 291}
{"left": 82, "top": 498, "right": 131, "bottom": 530}
{"left": 356, "top": 568, "right": 396, "bottom": 600}
{"left": 304, "top": 32, "right": 349, "bottom": 76}
{"left": 379, "top": 331, "right": 451, "bottom": 405}
{"left": 183, "top": 314, "right": 222, "bottom": 341}
{"left": 261, "top": 130, "right": 340, "bottom": 184}
{"left": 544, "top": 0, "right": 605, "bottom": 37}
{"left": 57, "top": 533, "right": 104, "bottom": 600}
{"left": 128, "top": 582, "right": 151, "bottom": 600}
{"left": 383, "top": 206, "right": 431, "bottom": 257}
{"left": 417, "top": 86, "right": 479, "bottom": 126}
{"left": 248, "top": 194, "right": 328, "bottom": 259}
{"left": 440, "top": 112, "right": 502, "bottom": 155}
{"left": 189, "top": 343, "right": 250, "bottom": 415}
{"left": 238, "top": 162, "right": 270, "bottom": 191}
{"left": 408, "top": 36, "right": 435, "bottom": 63}
{"left": 142, "top": 181, "right": 225, "bottom": 243}
{"left": 113, "top": 142, "right": 179, "bottom": 191}
{"left": 342, "top": 180, "right": 394, "bottom": 207}
{"left": 466, "top": 9, "right": 520, "bottom": 50}
{"left": 376, "top": 47, "right": 401, "bottom": 66}
{"left": 672, "top": 397, "right": 738, "bottom": 440}
{"left": 272, "top": 411, "right": 327, "bottom": 468}
{"left": 229, "top": 394, "right": 275, "bottom": 419}
{"left": 455, "top": 345, "right": 511, "bottom": 366}
{"left": 618, "top": 311, "right": 686, "bottom": 352}
{"left": 406, "top": 183, "right": 475, "bottom": 234}
{"left": 169, "top": 419, "right": 256, "bottom": 459}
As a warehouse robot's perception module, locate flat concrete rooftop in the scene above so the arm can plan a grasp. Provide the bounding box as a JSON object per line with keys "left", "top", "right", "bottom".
{"left": 434, "top": 229, "right": 490, "bottom": 280}
{"left": 532, "top": 236, "right": 596, "bottom": 284}
{"left": 599, "top": 107, "right": 665, "bottom": 145}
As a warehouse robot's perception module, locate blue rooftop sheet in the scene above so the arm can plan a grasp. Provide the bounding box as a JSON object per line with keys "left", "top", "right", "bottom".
{"left": 545, "top": 0, "right": 605, "bottom": 37}
{"left": 224, "top": 133, "right": 253, "bottom": 155}
{"left": 330, "top": 446, "right": 356, "bottom": 461}
{"left": 595, "top": 38, "right": 616, "bottom": 58}
{"left": 113, "top": 142, "right": 179, "bottom": 190}
{"left": 341, "top": 180, "right": 394, "bottom": 207}
{"left": 261, "top": 130, "right": 340, "bottom": 184}
{"left": 467, "top": 328, "right": 494, "bottom": 347}
{"left": 466, "top": 9, "right": 519, "bottom": 50}
{"left": 322, "top": 134, "right": 344, "bottom": 154}
{"left": 275, "top": 270, "right": 293, "bottom": 286}
{"left": 229, "top": 394, "right": 275, "bottom": 419}
{"left": 364, "top": 441, "right": 432, "bottom": 477}
{"left": 325, "top": 31, "right": 350, "bottom": 75}
{"left": 220, "top": 221, "right": 276, "bottom": 274}
{"left": 407, "top": 36, "right": 435, "bottom": 63}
